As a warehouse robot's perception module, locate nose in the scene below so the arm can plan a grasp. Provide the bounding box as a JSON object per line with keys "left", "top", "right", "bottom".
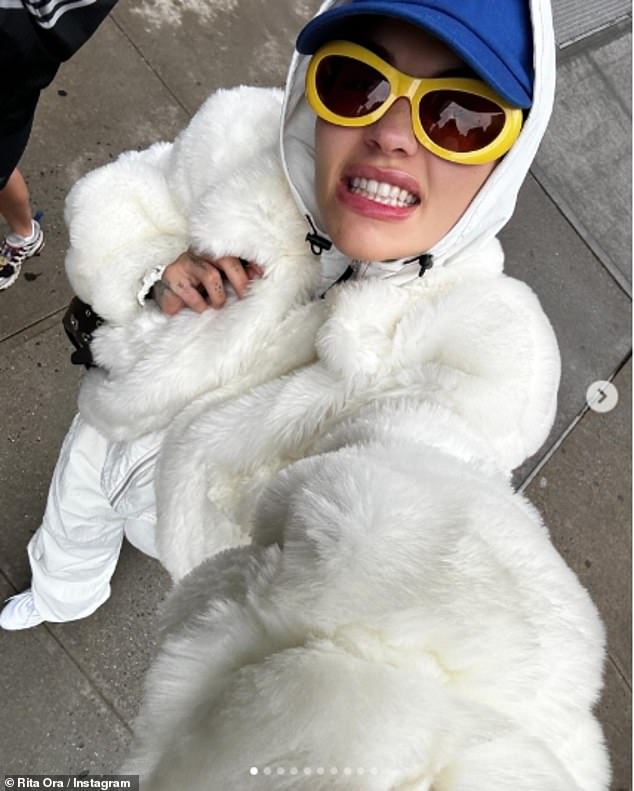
{"left": 365, "top": 97, "right": 419, "bottom": 157}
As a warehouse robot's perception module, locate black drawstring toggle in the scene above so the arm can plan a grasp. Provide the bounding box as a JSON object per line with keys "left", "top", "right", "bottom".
{"left": 305, "top": 215, "right": 332, "bottom": 256}
{"left": 416, "top": 254, "right": 434, "bottom": 277}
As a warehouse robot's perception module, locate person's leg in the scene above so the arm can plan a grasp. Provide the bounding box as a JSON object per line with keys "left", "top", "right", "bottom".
{"left": 0, "top": 167, "right": 33, "bottom": 237}
{"left": 117, "top": 432, "right": 163, "bottom": 559}
{"left": 0, "top": 117, "right": 44, "bottom": 290}
{"left": 0, "top": 415, "right": 126, "bottom": 629}
{"left": 29, "top": 415, "right": 128, "bottom": 621}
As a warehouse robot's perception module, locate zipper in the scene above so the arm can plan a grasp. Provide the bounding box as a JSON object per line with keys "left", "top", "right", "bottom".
{"left": 109, "top": 448, "right": 160, "bottom": 510}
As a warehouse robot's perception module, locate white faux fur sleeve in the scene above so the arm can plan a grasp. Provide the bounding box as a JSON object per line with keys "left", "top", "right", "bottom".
{"left": 64, "top": 141, "right": 187, "bottom": 324}
{"left": 64, "top": 87, "right": 285, "bottom": 325}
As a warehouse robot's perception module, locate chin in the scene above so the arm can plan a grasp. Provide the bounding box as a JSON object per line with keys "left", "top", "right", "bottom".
{"left": 331, "top": 225, "right": 426, "bottom": 262}
{"left": 323, "top": 201, "right": 442, "bottom": 261}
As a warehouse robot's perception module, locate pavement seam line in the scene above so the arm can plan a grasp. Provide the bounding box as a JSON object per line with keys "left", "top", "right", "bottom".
{"left": 557, "top": 15, "right": 632, "bottom": 57}
{"left": 607, "top": 652, "right": 632, "bottom": 692}
{"left": 1, "top": 307, "right": 67, "bottom": 346}
{"left": 37, "top": 625, "right": 136, "bottom": 734}
{"left": 519, "top": 352, "right": 632, "bottom": 493}
{"left": 0, "top": 568, "right": 135, "bottom": 735}
{"left": 586, "top": 50, "right": 632, "bottom": 122}
{"left": 0, "top": 566, "right": 18, "bottom": 593}
{"left": 528, "top": 169, "right": 632, "bottom": 299}
{"left": 109, "top": 12, "right": 194, "bottom": 118}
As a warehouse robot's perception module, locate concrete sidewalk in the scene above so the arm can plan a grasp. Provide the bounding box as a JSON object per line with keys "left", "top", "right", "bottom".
{"left": 0, "top": 1, "right": 631, "bottom": 786}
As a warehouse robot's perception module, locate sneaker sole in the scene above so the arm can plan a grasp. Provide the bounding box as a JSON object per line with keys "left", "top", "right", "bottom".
{"left": 0, "top": 238, "right": 45, "bottom": 291}
{"left": 0, "top": 266, "right": 21, "bottom": 291}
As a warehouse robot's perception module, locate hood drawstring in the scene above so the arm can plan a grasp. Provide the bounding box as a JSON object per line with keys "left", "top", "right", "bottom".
{"left": 305, "top": 212, "right": 434, "bottom": 279}
{"left": 408, "top": 253, "right": 434, "bottom": 277}
{"left": 305, "top": 215, "right": 332, "bottom": 256}
{"left": 325, "top": 253, "right": 433, "bottom": 295}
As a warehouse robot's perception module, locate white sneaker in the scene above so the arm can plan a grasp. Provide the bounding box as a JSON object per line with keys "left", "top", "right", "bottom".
{"left": 0, "top": 218, "right": 45, "bottom": 291}
{"left": 0, "top": 589, "right": 45, "bottom": 630}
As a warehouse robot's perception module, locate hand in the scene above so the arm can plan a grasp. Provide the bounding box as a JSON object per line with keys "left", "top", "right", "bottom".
{"left": 153, "top": 251, "right": 263, "bottom": 315}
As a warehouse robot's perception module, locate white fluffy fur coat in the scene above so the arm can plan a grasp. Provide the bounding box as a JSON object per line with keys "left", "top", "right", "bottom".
{"left": 126, "top": 406, "right": 609, "bottom": 790}
{"left": 65, "top": 86, "right": 561, "bottom": 577}
{"left": 64, "top": 82, "right": 608, "bottom": 788}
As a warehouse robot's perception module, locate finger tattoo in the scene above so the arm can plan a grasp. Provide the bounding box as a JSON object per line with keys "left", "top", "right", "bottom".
{"left": 153, "top": 280, "right": 171, "bottom": 299}
{"left": 188, "top": 252, "right": 210, "bottom": 269}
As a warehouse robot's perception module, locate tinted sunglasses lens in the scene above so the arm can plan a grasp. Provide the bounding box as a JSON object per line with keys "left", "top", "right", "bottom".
{"left": 420, "top": 91, "right": 506, "bottom": 152}
{"left": 315, "top": 55, "right": 390, "bottom": 118}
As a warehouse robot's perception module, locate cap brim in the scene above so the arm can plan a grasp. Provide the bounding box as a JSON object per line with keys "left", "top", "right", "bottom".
{"left": 296, "top": 2, "right": 532, "bottom": 108}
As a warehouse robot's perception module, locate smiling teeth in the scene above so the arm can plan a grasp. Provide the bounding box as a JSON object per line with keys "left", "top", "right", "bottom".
{"left": 349, "top": 177, "right": 418, "bottom": 207}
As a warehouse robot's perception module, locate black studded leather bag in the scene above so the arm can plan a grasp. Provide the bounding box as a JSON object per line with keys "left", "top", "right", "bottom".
{"left": 62, "top": 297, "right": 104, "bottom": 369}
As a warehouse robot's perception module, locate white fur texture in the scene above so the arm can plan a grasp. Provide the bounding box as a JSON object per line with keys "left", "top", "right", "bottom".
{"left": 65, "top": 141, "right": 187, "bottom": 325}
{"left": 65, "top": 86, "right": 559, "bottom": 461}
{"left": 65, "top": 87, "right": 287, "bottom": 325}
{"left": 127, "top": 409, "right": 609, "bottom": 789}
{"left": 156, "top": 263, "right": 560, "bottom": 580}
{"left": 62, "top": 84, "right": 604, "bottom": 788}
{"left": 68, "top": 88, "right": 322, "bottom": 440}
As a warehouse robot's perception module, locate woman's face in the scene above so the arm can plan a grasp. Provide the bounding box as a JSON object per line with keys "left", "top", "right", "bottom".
{"left": 314, "top": 18, "right": 498, "bottom": 261}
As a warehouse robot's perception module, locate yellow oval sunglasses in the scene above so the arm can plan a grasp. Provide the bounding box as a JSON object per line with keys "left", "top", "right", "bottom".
{"left": 305, "top": 40, "right": 524, "bottom": 165}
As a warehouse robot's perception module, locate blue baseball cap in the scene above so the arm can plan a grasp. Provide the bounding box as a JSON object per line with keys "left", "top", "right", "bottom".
{"left": 296, "top": 0, "right": 534, "bottom": 108}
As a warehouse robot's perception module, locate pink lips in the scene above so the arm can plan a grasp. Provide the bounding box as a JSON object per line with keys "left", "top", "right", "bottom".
{"left": 338, "top": 164, "right": 421, "bottom": 221}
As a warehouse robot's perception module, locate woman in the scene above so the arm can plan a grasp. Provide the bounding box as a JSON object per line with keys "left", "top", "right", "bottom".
{"left": 0, "top": 0, "right": 564, "bottom": 623}
{"left": 40, "top": 0, "right": 603, "bottom": 788}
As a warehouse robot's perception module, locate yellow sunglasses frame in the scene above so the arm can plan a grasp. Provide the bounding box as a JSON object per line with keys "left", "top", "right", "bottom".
{"left": 305, "top": 40, "right": 524, "bottom": 165}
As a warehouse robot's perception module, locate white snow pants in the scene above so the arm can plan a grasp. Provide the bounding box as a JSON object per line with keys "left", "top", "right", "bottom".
{"left": 27, "top": 414, "right": 164, "bottom": 622}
